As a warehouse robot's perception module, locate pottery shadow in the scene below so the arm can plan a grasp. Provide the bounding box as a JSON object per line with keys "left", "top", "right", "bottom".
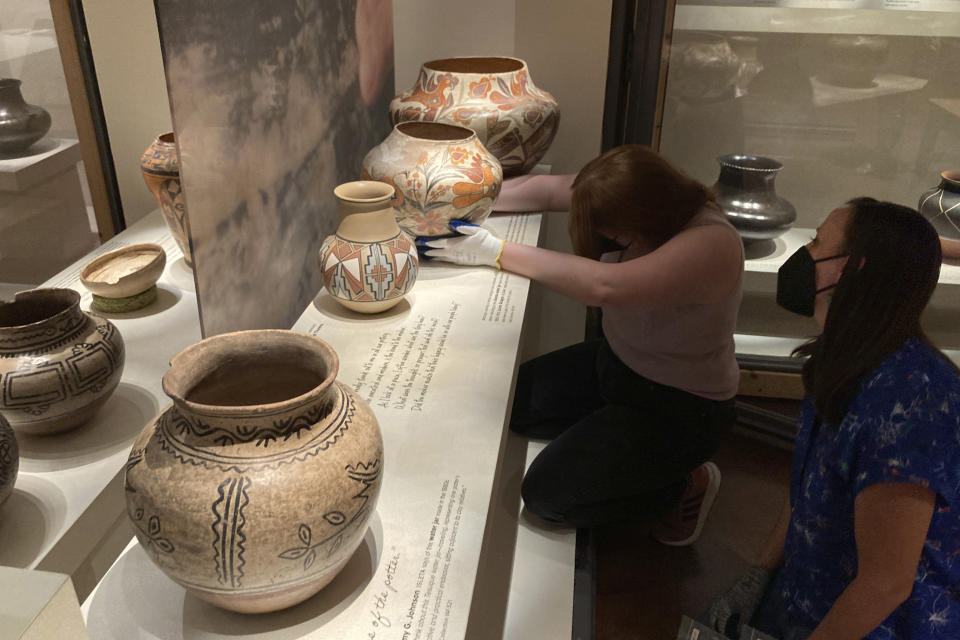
{"left": 0, "top": 137, "right": 60, "bottom": 160}
{"left": 414, "top": 260, "right": 478, "bottom": 281}
{"left": 17, "top": 383, "right": 158, "bottom": 470}
{"left": 744, "top": 237, "right": 786, "bottom": 261}
{"left": 85, "top": 285, "right": 182, "bottom": 320}
{"left": 85, "top": 514, "right": 382, "bottom": 639}
{"left": 166, "top": 258, "right": 197, "bottom": 293}
{"left": 0, "top": 477, "right": 61, "bottom": 567}
{"left": 312, "top": 291, "right": 413, "bottom": 323}
{"left": 183, "top": 518, "right": 382, "bottom": 637}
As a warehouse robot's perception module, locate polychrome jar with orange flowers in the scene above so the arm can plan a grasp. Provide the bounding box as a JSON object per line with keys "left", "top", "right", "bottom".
{"left": 361, "top": 122, "right": 502, "bottom": 237}
{"left": 390, "top": 57, "right": 559, "bottom": 175}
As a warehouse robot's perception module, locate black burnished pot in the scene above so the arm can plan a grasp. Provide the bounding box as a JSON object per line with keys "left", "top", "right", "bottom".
{"left": 712, "top": 154, "right": 797, "bottom": 242}
{"left": 918, "top": 170, "right": 960, "bottom": 259}
{"left": 0, "top": 78, "right": 52, "bottom": 155}
{"left": 0, "top": 414, "right": 17, "bottom": 507}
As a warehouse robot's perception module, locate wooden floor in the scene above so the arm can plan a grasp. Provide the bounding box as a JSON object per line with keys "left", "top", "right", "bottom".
{"left": 594, "top": 432, "right": 794, "bottom": 640}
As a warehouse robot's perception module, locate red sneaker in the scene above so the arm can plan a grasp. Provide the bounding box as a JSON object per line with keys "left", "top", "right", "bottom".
{"left": 652, "top": 461, "right": 721, "bottom": 547}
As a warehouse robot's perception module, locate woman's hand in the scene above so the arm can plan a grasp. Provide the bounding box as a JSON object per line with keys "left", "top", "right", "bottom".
{"left": 416, "top": 221, "right": 505, "bottom": 268}
{"left": 705, "top": 566, "right": 772, "bottom": 637}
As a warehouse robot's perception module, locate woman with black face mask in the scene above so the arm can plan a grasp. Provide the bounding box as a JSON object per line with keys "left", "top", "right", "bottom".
{"left": 706, "top": 198, "right": 960, "bottom": 640}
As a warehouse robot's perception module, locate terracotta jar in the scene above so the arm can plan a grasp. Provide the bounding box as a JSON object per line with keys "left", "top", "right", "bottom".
{"left": 390, "top": 56, "right": 559, "bottom": 175}
{"left": 362, "top": 122, "right": 502, "bottom": 237}
{"left": 918, "top": 170, "right": 960, "bottom": 260}
{"left": 319, "top": 181, "right": 418, "bottom": 313}
{"left": 712, "top": 154, "right": 797, "bottom": 242}
{"left": 124, "top": 330, "right": 383, "bottom": 614}
{"left": 0, "top": 78, "right": 51, "bottom": 155}
{"left": 141, "top": 133, "right": 192, "bottom": 267}
{"left": 0, "top": 414, "right": 17, "bottom": 507}
{"left": 0, "top": 289, "right": 125, "bottom": 435}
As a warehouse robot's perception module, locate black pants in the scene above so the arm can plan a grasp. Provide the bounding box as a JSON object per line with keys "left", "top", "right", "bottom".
{"left": 510, "top": 340, "right": 736, "bottom": 527}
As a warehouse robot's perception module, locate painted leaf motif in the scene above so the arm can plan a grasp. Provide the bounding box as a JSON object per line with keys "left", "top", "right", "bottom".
{"left": 304, "top": 548, "right": 317, "bottom": 571}
{"left": 148, "top": 515, "right": 161, "bottom": 535}
{"left": 298, "top": 523, "right": 312, "bottom": 546}
{"left": 324, "top": 511, "right": 346, "bottom": 526}
{"left": 154, "top": 537, "right": 175, "bottom": 554}
{"left": 278, "top": 547, "right": 308, "bottom": 560}
{"left": 328, "top": 533, "right": 344, "bottom": 557}
{"left": 135, "top": 508, "right": 144, "bottom": 520}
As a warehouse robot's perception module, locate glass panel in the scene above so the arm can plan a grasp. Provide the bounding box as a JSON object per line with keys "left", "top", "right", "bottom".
{"left": 1, "top": 0, "right": 100, "bottom": 294}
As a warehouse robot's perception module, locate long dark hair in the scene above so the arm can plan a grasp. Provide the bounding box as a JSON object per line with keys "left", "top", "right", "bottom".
{"left": 569, "top": 145, "right": 714, "bottom": 259}
{"left": 796, "top": 197, "right": 949, "bottom": 423}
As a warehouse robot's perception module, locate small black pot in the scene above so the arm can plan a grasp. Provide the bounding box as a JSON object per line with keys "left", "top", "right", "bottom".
{"left": 712, "top": 154, "right": 797, "bottom": 242}
{"left": 0, "top": 78, "right": 52, "bottom": 155}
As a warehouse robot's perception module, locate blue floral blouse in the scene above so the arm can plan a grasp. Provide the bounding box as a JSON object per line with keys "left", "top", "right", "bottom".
{"left": 773, "top": 339, "right": 960, "bottom": 639}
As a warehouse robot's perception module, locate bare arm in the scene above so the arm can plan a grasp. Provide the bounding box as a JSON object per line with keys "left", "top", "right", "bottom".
{"left": 498, "top": 223, "right": 742, "bottom": 308}
{"left": 493, "top": 174, "right": 575, "bottom": 212}
{"left": 808, "top": 483, "right": 935, "bottom": 640}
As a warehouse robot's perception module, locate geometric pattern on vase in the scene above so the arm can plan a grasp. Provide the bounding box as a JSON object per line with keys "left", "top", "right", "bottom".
{"left": 141, "top": 133, "right": 192, "bottom": 267}
{"left": 390, "top": 57, "right": 559, "bottom": 176}
{"left": 918, "top": 170, "right": 960, "bottom": 260}
{"left": 320, "top": 233, "right": 418, "bottom": 303}
{"left": 362, "top": 122, "right": 503, "bottom": 237}
{"left": 0, "top": 289, "right": 125, "bottom": 435}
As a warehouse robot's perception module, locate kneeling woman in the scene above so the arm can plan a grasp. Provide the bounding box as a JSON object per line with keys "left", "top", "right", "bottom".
{"left": 708, "top": 198, "right": 960, "bottom": 639}
{"left": 422, "top": 145, "right": 743, "bottom": 542}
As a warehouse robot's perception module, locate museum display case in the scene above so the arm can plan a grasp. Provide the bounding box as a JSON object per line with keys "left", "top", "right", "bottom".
{"left": 0, "top": 2, "right": 102, "bottom": 297}
{"left": 653, "top": 2, "right": 960, "bottom": 372}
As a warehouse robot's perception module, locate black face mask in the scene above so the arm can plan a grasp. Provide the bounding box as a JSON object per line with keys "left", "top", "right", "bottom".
{"left": 776, "top": 247, "right": 848, "bottom": 317}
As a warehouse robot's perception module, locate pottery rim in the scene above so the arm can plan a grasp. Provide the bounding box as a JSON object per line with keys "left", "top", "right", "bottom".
{"left": 162, "top": 330, "right": 340, "bottom": 419}
{"left": 422, "top": 56, "right": 525, "bottom": 75}
{"left": 0, "top": 78, "right": 22, "bottom": 91}
{"left": 80, "top": 243, "right": 166, "bottom": 295}
{"left": 0, "top": 288, "right": 80, "bottom": 330}
{"left": 717, "top": 154, "right": 783, "bottom": 173}
{"left": 394, "top": 121, "right": 475, "bottom": 142}
{"left": 939, "top": 170, "right": 960, "bottom": 189}
{"left": 333, "top": 180, "right": 395, "bottom": 205}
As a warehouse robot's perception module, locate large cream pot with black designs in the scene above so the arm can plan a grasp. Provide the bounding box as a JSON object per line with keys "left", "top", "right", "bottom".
{"left": 124, "top": 330, "right": 383, "bottom": 613}
{"left": 0, "top": 288, "right": 125, "bottom": 435}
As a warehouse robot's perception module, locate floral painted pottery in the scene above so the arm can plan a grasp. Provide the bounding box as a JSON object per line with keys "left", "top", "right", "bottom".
{"left": 141, "top": 133, "right": 192, "bottom": 267}
{"left": 0, "top": 414, "right": 17, "bottom": 507}
{"left": 0, "top": 289, "right": 125, "bottom": 435}
{"left": 80, "top": 244, "right": 167, "bottom": 313}
{"left": 712, "top": 154, "right": 796, "bottom": 242}
{"left": 918, "top": 170, "right": 960, "bottom": 260}
{"left": 319, "top": 181, "right": 418, "bottom": 313}
{"left": 362, "top": 122, "right": 502, "bottom": 237}
{"left": 0, "top": 78, "right": 51, "bottom": 155}
{"left": 124, "top": 330, "right": 383, "bottom": 613}
{"left": 390, "top": 56, "right": 559, "bottom": 175}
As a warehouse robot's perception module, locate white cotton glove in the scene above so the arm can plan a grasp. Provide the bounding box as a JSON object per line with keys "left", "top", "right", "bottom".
{"left": 704, "top": 566, "right": 772, "bottom": 638}
{"left": 419, "top": 221, "right": 505, "bottom": 269}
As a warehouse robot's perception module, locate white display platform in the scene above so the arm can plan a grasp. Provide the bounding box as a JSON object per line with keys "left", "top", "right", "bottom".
{"left": 0, "top": 566, "right": 89, "bottom": 639}
{"left": 0, "top": 138, "right": 82, "bottom": 192}
{"left": 0, "top": 211, "right": 201, "bottom": 595}
{"left": 80, "top": 212, "right": 577, "bottom": 639}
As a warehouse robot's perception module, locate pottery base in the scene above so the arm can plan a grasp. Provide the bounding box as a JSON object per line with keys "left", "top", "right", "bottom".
{"left": 334, "top": 297, "right": 404, "bottom": 314}
{"left": 7, "top": 381, "right": 117, "bottom": 436}
{"left": 92, "top": 286, "right": 158, "bottom": 313}
{"left": 184, "top": 556, "right": 350, "bottom": 614}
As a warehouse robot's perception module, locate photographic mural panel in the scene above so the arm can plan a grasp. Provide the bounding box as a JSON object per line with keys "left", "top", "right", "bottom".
{"left": 154, "top": 0, "right": 395, "bottom": 334}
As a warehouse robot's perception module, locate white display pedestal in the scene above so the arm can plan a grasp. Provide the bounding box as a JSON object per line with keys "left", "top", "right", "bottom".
{"left": 0, "top": 138, "right": 99, "bottom": 284}
{"left": 79, "top": 212, "right": 578, "bottom": 639}
{"left": 0, "top": 566, "right": 89, "bottom": 639}
{"left": 0, "top": 210, "right": 201, "bottom": 600}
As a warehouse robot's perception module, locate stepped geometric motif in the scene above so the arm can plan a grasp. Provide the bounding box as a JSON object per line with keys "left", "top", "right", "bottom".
{"left": 319, "top": 233, "right": 418, "bottom": 304}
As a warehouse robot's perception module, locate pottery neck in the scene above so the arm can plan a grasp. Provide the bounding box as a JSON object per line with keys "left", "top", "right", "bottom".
{"left": 162, "top": 330, "right": 340, "bottom": 446}
{"left": 141, "top": 132, "right": 179, "bottom": 176}
{"left": 0, "top": 79, "right": 26, "bottom": 107}
{"left": 333, "top": 181, "right": 399, "bottom": 242}
{"left": 718, "top": 165, "right": 780, "bottom": 193}
{"left": 939, "top": 170, "right": 960, "bottom": 194}
{"left": 392, "top": 121, "right": 475, "bottom": 147}
{"left": 0, "top": 289, "right": 87, "bottom": 355}
{"left": 419, "top": 56, "right": 527, "bottom": 84}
